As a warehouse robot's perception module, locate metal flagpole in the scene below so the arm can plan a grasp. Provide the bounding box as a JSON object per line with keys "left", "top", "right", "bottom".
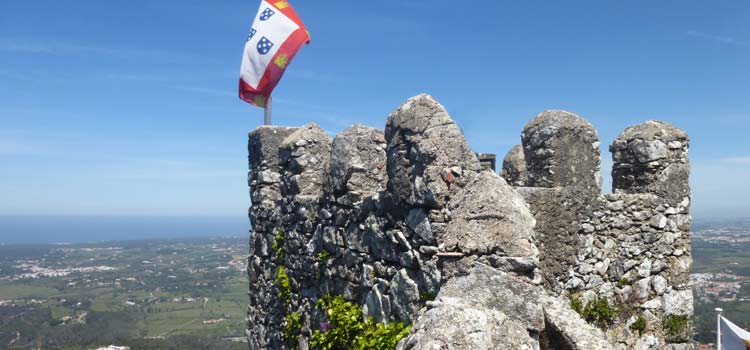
{"left": 717, "top": 307, "right": 723, "bottom": 350}
{"left": 264, "top": 96, "right": 272, "bottom": 125}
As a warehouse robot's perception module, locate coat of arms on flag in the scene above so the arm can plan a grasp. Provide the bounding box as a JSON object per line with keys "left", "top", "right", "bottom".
{"left": 238, "top": 0, "right": 309, "bottom": 108}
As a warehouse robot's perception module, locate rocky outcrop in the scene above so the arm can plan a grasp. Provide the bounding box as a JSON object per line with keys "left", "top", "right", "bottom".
{"left": 247, "top": 94, "right": 692, "bottom": 350}
{"left": 398, "top": 265, "right": 543, "bottom": 350}
{"left": 398, "top": 265, "right": 614, "bottom": 350}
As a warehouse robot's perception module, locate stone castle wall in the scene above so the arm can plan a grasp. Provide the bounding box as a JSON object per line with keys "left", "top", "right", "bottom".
{"left": 502, "top": 112, "right": 693, "bottom": 349}
{"left": 247, "top": 95, "right": 692, "bottom": 350}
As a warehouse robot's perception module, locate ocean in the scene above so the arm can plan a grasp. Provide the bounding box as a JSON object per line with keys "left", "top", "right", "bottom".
{"left": 0, "top": 216, "right": 249, "bottom": 245}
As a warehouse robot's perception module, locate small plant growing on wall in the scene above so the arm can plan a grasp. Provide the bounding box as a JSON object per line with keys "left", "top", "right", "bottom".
{"left": 272, "top": 229, "right": 285, "bottom": 261}
{"left": 569, "top": 292, "right": 618, "bottom": 330}
{"left": 284, "top": 311, "right": 302, "bottom": 349}
{"left": 275, "top": 266, "right": 291, "bottom": 301}
{"left": 582, "top": 297, "right": 618, "bottom": 328}
{"left": 664, "top": 315, "right": 690, "bottom": 342}
{"left": 569, "top": 292, "right": 584, "bottom": 315}
{"left": 630, "top": 315, "right": 647, "bottom": 336}
{"left": 316, "top": 251, "right": 331, "bottom": 263}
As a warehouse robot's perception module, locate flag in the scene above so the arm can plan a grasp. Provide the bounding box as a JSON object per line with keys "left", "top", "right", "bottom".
{"left": 239, "top": 0, "right": 309, "bottom": 108}
{"left": 721, "top": 316, "right": 750, "bottom": 350}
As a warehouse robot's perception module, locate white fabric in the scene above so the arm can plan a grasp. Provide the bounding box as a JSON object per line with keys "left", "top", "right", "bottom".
{"left": 240, "top": 0, "right": 299, "bottom": 89}
{"left": 721, "top": 316, "right": 750, "bottom": 350}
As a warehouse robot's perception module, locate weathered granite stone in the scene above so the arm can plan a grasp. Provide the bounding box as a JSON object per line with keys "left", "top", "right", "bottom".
{"left": 611, "top": 120, "right": 690, "bottom": 207}
{"left": 516, "top": 186, "right": 584, "bottom": 291}
{"left": 540, "top": 295, "right": 614, "bottom": 350}
{"left": 652, "top": 275, "right": 668, "bottom": 295}
{"left": 663, "top": 289, "right": 693, "bottom": 316}
{"left": 329, "top": 124, "right": 387, "bottom": 197}
{"left": 435, "top": 265, "right": 544, "bottom": 332}
{"left": 385, "top": 94, "right": 481, "bottom": 211}
{"left": 249, "top": 126, "right": 298, "bottom": 209}
{"left": 397, "top": 303, "right": 538, "bottom": 350}
{"left": 406, "top": 208, "right": 433, "bottom": 243}
{"left": 249, "top": 126, "right": 299, "bottom": 171}
{"left": 363, "top": 285, "right": 388, "bottom": 323}
{"left": 390, "top": 269, "right": 420, "bottom": 322}
{"left": 443, "top": 171, "right": 538, "bottom": 259}
{"left": 280, "top": 123, "right": 332, "bottom": 200}
{"left": 521, "top": 110, "right": 601, "bottom": 194}
{"left": 501, "top": 144, "right": 527, "bottom": 186}
{"left": 503, "top": 115, "right": 693, "bottom": 349}
{"left": 399, "top": 265, "right": 613, "bottom": 350}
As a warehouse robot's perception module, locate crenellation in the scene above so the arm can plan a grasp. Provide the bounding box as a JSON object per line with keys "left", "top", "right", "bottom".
{"left": 521, "top": 110, "right": 602, "bottom": 195}
{"left": 503, "top": 113, "right": 693, "bottom": 349}
{"left": 247, "top": 95, "right": 692, "bottom": 350}
{"left": 611, "top": 120, "right": 691, "bottom": 208}
{"left": 500, "top": 144, "right": 527, "bottom": 186}
{"left": 384, "top": 94, "right": 482, "bottom": 212}
{"left": 279, "top": 123, "right": 332, "bottom": 202}
{"left": 329, "top": 124, "right": 387, "bottom": 198}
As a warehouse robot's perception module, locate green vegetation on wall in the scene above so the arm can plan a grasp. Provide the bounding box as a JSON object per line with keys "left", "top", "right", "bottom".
{"left": 664, "top": 315, "right": 690, "bottom": 341}
{"left": 275, "top": 266, "right": 291, "bottom": 301}
{"left": 316, "top": 251, "right": 331, "bottom": 263}
{"left": 284, "top": 311, "right": 302, "bottom": 349}
{"left": 310, "top": 295, "right": 411, "bottom": 350}
{"left": 272, "top": 229, "right": 286, "bottom": 261}
{"left": 582, "top": 297, "right": 618, "bottom": 328}
{"left": 569, "top": 293, "right": 618, "bottom": 329}
{"left": 630, "top": 315, "right": 647, "bottom": 336}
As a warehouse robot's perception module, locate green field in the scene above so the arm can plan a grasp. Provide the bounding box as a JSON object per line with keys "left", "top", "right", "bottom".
{"left": 0, "top": 237, "right": 250, "bottom": 350}
{"left": 0, "top": 283, "right": 59, "bottom": 300}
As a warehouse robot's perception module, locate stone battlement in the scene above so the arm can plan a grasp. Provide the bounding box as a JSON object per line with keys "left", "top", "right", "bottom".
{"left": 502, "top": 111, "right": 692, "bottom": 349}
{"left": 247, "top": 95, "right": 692, "bottom": 350}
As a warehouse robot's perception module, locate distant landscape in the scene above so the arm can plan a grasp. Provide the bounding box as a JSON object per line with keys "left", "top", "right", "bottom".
{"left": 0, "top": 218, "right": 748, "bottom": 349}
{"left": 691, "top": 218, "right": 750, "bottom": 346}
{"left": 0, "top": 236, "right": 250, "bottom": 350}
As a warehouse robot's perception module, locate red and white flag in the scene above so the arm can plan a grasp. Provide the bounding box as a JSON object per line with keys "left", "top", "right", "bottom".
{"left": 239, "top": 0, "right": 309, "bottom": 108}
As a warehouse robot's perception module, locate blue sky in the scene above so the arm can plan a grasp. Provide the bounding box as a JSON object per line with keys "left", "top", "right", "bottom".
{"left": 0, "top": 0, "right": 748, "bottom": 219}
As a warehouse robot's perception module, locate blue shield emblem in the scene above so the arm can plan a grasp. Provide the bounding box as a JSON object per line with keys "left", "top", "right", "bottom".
{"left": 260, "top": 8, "right": 275, "bottom": 21}
{"left": 257, "top": 36, "right": 274, "bottom": 55}
{"left": 247, "top": 28, "right": 257, "bottom": 42}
